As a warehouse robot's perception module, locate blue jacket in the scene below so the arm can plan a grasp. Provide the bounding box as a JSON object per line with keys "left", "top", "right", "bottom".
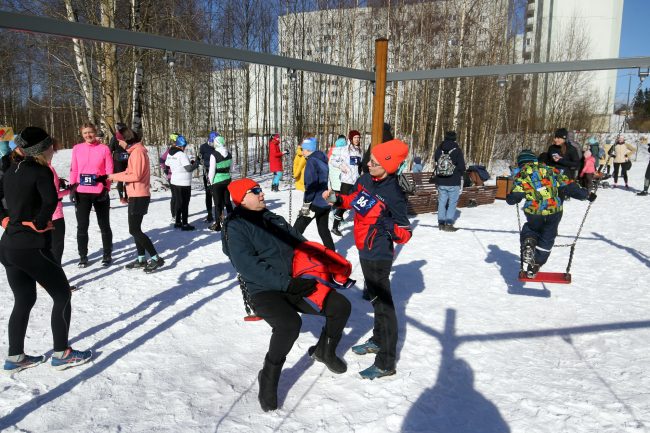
{"left": 304, "top": 150, "right": 329, "bottom": 208}
{"left": 434, "top": 140, "right": 466, "bottom": 186}
{"left": 222, "top": 207, "right": 306, "bottom": 296}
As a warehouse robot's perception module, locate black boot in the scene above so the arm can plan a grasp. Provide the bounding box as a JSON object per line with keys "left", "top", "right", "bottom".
{"left": 308, "top": 328, "right": 347, "bottom": 374}
{"left": 331, "top": 218, "right": 342, "bottom": 236}
{"left": 258, "top": 355, "right": 284, "bottom": 412}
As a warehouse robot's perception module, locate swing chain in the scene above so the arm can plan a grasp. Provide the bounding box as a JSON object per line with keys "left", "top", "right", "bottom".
{"left": 238, "top": 273, "right": 256, "bottom": 317}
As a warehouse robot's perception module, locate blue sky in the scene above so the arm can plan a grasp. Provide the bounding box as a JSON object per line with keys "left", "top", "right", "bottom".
{"left": 615, "top": 0, "right": 650, "bottom": 104}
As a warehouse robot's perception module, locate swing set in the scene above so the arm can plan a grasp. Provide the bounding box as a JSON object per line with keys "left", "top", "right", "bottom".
{"left": 2, "top": 11, "right": 649, "bottom": 303}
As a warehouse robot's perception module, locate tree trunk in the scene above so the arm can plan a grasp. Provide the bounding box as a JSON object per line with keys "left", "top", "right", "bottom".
{"left": 64, "top": 0, "right": 95, "bottom": 123}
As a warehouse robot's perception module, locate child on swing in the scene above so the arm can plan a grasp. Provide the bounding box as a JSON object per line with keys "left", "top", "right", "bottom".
{"left": 506, "top": 150, "right": 597, "bottom": 278}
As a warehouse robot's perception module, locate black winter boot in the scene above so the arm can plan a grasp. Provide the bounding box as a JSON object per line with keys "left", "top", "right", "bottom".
{"left": 258, "top": 355, "right": 284, "bottom": 412}
{"left": 308, "top": 328, "right": 347, "bottom": 374}
{"left": 331, "top": 218, "right": 342, "bottom": 236}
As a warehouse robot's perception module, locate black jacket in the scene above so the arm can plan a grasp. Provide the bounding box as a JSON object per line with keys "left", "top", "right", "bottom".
{"left": 547, "top": 143, "right": 580, "bottom": 179}
{"left": 222, "top": 207, "right": 306, "bottom": 296}
{"left": 199, "top": 142, "right": 217, "bottom": 171}
{"left": 0, "top": 157, "right": 57, "bottom": 249}
{"left": 109, "top": 136, "right": 129, "bottom": 172}
{"left": 434, "top": 140, "right": 466, "bottom": 186}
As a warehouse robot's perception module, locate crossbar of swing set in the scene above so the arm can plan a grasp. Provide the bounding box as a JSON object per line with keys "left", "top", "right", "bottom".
{"left": 2, "top": 11, "right": 650, "bottom": 82}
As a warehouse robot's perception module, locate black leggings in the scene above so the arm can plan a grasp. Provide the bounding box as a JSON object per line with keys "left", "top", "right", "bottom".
{"left": 210, "top": 180, "right": 233, "bottom": 222}
{"left": 128, "top": 197, "right": 157, "bottom": 257}
{"left": 333, "top": 183, "right": 354, "bottom": 224}
{"left": 360, "top": 258, "right": 397, "bottom": 371}
{"left": 293, "top": 205, "right": 335, "bottom": 251}
{"left": 251, "top": 290, "right": 351, "bottom": 365}
{"left": 117, "top": 182, "right": 128, "bottom": 200}
{"left": 613, "top": 163, "right": 629, "bottom": 184}
{"left": 171, "top": 185, "right": 191, "bottom": 225}
{"left": 0, "top": 247, "right": 72, "bottom": 355}
{"left": 51, "top": 218, "right": 66, "bottom": 265}
{"left": 203, "top": 174, "right": 213, "bottom": 218}
{"left": 75, "top": 192, "right": 113, "bottom": 258}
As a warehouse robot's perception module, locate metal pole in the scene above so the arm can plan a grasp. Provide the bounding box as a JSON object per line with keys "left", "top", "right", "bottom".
{"left": 371, "top": 38, "right": 389, "bottom": 149}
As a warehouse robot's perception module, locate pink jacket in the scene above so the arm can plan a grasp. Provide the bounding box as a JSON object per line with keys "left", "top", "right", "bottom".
{"left": 49, "top": 163, "right": 69, "bottom": 221}
{"left": 70, "top": 141, "right": 113, "bottom": 194}
{"left": 580, "top": 155, "right": 596, "bottom": 176}
{"left": 110, "top": 143, "right": 150, "bottom": 197}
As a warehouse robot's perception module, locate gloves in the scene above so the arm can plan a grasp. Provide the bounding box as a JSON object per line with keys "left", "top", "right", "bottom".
{"left": 59, "top": 178, "right": 68, "bottom": 190}
{"left": 95, "top": 174, "right": 108, "bottom": 184}
{"left": 1, "top": 217, "right": 8, "bottom": 229}
{"left": 587, "top": 192, "right": 597, "bottom": 202}
{"left": 22, "top": 221, "right": 54, "bottom": 233}
{"left": 287, "top": 277, "right": 317, "bottom": 299}
{"left": 299, "top": 202, "right": 314, "bottom": 218}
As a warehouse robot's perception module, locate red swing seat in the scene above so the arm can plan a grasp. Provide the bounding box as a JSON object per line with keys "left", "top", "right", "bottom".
{"left": 518, "top": 271, "right": 571, "bottom": 284}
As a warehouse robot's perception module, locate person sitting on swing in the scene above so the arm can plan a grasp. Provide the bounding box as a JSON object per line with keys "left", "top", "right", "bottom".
{"left": 222, "top": 178, "right": 351, "bottom": 412}
{"left": 506, "top": 150, "right": 597, "bottom": 278}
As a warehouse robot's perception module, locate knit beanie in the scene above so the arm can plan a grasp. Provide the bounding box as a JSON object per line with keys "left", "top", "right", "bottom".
{"left": 301, "top": 137, "right": 318, "bottom": 152}
{"left": 517, "top": 149, "right": 538, "bottom": 166}
{"left": 413, "top": 156, "right": 422, "bottom": 165}
{"left": 208, "top": 131, "right": 219, "bottom": 145}
{"left": 228, "top": 178, "right": 259, "bottom": 206}
{"left": 335, "top": 137, "right": 347, "bottom": 148}
{"left": 348, "top": 130, "right": 360, "bottom": 142}
{"left": 176, "top": 135, "right": 187, "bottom": 147}
{"left": 14, "top": 127, "right": 53, "bottom": 157}
{"left": 554, "top": 128, "right": 568, "bottom": 140}
{"left": 584, "top": 150, "right": 592, "bottom": 159}
{"left": 371, "top": 139, "right": 409, "bottom": 174}
{"left": 215, "top": 136, "right": 226, "bottom": 147}
{"left": 444, "top": 131, "right": 457, "bottom": 142}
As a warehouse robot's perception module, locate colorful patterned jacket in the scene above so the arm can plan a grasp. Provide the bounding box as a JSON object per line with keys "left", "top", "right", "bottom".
{"left": 506, "top": 162, "right": 587, "bottom": 215}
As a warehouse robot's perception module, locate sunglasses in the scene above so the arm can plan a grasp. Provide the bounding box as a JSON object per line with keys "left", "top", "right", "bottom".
{"left": 246, "top": 187, "right": 263, "bottom": 195}
{"left": 368, "top": 159, "right": 381, "bottom": 167}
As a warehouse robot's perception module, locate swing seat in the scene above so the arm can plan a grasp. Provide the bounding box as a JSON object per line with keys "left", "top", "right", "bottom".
{"left": 518, "top": 271, "right": 571, "bottom": 284}
{"left": 244, "top": 315, "right": 263, "bottom": 322}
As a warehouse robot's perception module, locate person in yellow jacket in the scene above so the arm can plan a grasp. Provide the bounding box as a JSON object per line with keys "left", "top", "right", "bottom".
{"left": 292, "top": 145, "right": 306, "bottom": 191}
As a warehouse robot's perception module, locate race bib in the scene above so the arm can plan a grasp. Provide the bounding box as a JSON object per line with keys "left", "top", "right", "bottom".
{"left": 350, "top": 156, "right": 361, "bottom": 166}
{"left": 351, "top": 190, "right": 377, "bottom": 216}
{"left": 79, "top": 173, "right": 97, "bottom": 186}
{"left": 118, "top": 151, "right": 129, "bottom": 161}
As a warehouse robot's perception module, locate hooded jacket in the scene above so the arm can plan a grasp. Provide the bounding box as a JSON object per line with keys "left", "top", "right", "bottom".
{"left": 303, "top": 150, "right": 329, "bottom": 208}
{"left": 109, "top": 143, "right": 151, "bottom": 197}
{"left": 293, "top": 147, "right": 307, "bottom": 191}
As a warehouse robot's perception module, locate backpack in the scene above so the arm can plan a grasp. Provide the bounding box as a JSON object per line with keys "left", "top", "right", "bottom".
{"left": 396, "top": 161, "right": 416, "bottom": 195}
{"left": 436, "top": 148, "right": 456, "bottom": 177}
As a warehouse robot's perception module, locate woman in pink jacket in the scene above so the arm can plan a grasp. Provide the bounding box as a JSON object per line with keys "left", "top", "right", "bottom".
{"left": 108, "top": 126, "right": 164, "bottom": 273}
{"left": 69, "top": 123, "right": 113, "bottom": 268}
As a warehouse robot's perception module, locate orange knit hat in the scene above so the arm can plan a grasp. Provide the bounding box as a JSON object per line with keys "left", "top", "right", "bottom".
{"left": 371, "top": 139, "right": 409, "bottom": 174}
{"left": 228, "top": 178, "right": 259, "bottom": 206}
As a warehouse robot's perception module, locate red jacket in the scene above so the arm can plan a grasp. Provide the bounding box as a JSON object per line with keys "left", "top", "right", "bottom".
{"left": 338, "top": 173, "right": 411, "bottom": 261}
{"left": 269, "top": 137, "right": 283, "bottom": 172}
{"left": 293, "top": 241, "right": 352, "bottom": 310}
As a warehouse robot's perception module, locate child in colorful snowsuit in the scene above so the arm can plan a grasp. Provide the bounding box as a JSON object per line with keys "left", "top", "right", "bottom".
{"left": 506, "top": 150, "right": 596, "bottom": 277}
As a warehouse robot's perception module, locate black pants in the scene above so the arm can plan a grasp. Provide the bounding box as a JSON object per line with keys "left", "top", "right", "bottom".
{"left": 210, "top": 180, "right": 233, "bottom": 222}
{"left": 75, "top": 192, "right": 113, "bottom": 258}
{"left": 116, "top": 182, "right": 128, "bottom": 200}
{"left": 51, "top": 218, "right": 66, "bottom": 265}
{"left": 251, "top": 290, "right": 351, "bottom": 365}
{"left": 202, "top": 173, "right": 213, "bottom": 219}
{"left": 293, "top": 205, "right": 335, "bottom": 251}
{"left": 171, "top": 185, "right": 191, "bottom": 225}
{"left": 613, "top": 162, "right": 629, "bottom": 184}
{"left": 128, "top": 197, "right": 157, "bottom": 257}
{"left": 520, "top": 211, "right": 562, "bottom": 266}
{"left": 333, "top": 183, "right": 354, "bottom": 225}
{"left": 168, "top": 180, "right": 176, "bottom": 218}
{"left": 0, "top": 246, "right": 72, "bottom": 355}
{"left": 360, "top": 258, "right": 397, "bottom": 371}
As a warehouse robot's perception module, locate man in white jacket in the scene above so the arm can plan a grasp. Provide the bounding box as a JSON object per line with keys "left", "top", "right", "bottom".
{"left": 165, "top": 135, "right": 200, "bottom": 230}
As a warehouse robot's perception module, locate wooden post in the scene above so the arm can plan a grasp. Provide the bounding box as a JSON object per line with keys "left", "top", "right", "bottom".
{"left": 371, "top": 38, "right": 388, "bottom": 149}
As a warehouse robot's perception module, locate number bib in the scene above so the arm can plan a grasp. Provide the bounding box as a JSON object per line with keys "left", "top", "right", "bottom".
{"left": 351, "top": 190, "right": 377, "bottom": 216}
{"left": 350, "top": 156, "right": 361, "bottom": 166}
{"left": 118, "top": 151, "right": 129, "bottom": 161}
{"left": 79, "top": 174, "right": 97, "bottom": 186}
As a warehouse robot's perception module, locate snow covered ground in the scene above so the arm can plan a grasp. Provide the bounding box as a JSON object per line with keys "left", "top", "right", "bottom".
{"left": 1, "top": 148, "right": 649, "bottom": 433}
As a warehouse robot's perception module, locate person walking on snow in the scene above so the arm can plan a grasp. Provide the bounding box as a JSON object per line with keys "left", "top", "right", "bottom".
{"left": 1, "top": 127, "right": 92, "bottom": 373}
{"left": 434, "top": 131, "right": 466, "bottom": 232}
{"left": 293, "top": 137, "right": 335, "bottom": 251}
{"left": 330, "top": 130, "right": 363, "bottom": 237}
{"left": 108, "top": 125, "right": 164, "bottom": 273}
{"left": 69, "top": 122, "right": 114, "bottom": 268}
{"left": 324, "top": 139, "right": 412, "bottom": 380}
{"left": 222, "top": 178, "right": 351, "bottom": 411}
{"left": 165, "top": 135, "right": 200, "bottom": 231}
{"left": 506, "top": 150, "right": 596, "bottom": 278}
{"left": 268, "top": 134, "right": 285, "bottom": 192}
{"left": 207, "top": 134, "right": 233, "bottom": 231}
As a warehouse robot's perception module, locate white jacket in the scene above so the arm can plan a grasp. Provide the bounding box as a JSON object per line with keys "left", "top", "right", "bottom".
{"left": 336, "top": 145, "right": 363, "bottom": 186}
{"left": 165, "top": 149, "right": 193, "bottom": 186}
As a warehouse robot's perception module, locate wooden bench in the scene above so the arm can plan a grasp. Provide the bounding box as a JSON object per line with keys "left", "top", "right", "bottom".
{"left": 402, "top": 172, "right": 498, "bottom": 215}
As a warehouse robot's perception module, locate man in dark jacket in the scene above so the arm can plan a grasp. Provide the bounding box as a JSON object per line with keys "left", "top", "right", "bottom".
{"left": 199, "top": 131, "right": 219, "bottom": 222}
{"left": 547, "top": 128, "right": 580, "bottom": 180}
{"left": 109, "top": 126, "right": 130, "bottom": 204}
{"left": 434, "top": 131, "right": 466, "bottom": 231}
{"left": 222, "top": 178, "right": 351, "bottom": 412}
{"left": 293, "top": 137, "right": 335, "bottom": 251}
